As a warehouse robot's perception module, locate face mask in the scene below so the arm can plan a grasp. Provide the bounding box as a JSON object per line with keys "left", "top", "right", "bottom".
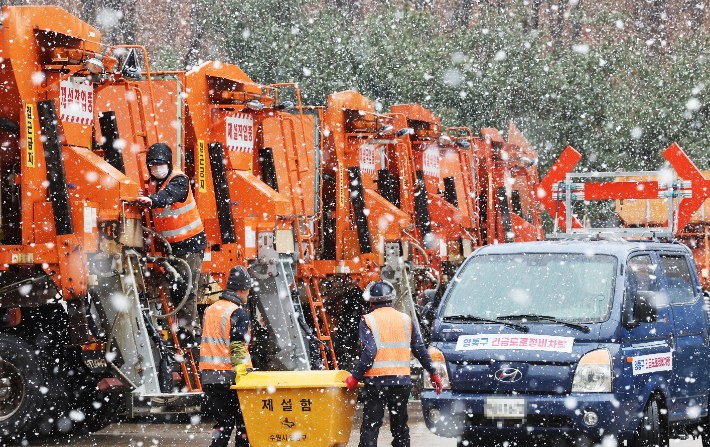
{"left": 150, "top": 164, "right": 169, "bottom": 180}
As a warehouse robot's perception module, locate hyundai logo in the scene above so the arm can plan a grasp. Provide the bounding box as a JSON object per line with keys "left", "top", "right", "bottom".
{"left": 495, "top": 368, "right": 523, "bottom": 383}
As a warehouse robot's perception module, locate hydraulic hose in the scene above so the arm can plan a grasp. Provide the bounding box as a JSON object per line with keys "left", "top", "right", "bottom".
{"left": 402, "top": 230, "right": 440, "bottom": 292}
{"left": 147, "top": 255, "right": 193, "bottom": 319}
{"left": 426, "top": 269, "right": 441, "bottom": 294}
{"left": 0, "top": 272, "right": 55, "bottom": 295}
{"left": 402, "top": 229, "right": 429, "bottom": 266}
{"left": 142, "top": 226, "right": 172, "bottom": 257}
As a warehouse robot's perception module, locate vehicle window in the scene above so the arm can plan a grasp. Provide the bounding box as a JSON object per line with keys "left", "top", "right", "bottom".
{"left": 659, "top": 255, "right": 695, "bottom": 305}
{"left": 626, "top": 255, "right": 662, "bottom": 306}
{"left": 441, "top": 253, "right": 617, "bottom": 322}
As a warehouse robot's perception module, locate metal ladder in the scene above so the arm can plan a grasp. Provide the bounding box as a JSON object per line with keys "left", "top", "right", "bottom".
{"left": 295, "top": 218, "right": 338, "bottom": 370}
{"left": 156, "top": 286, "right": 201, "bottom": 392}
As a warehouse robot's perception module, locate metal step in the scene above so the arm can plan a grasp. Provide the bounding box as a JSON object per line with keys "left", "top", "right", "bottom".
{"left": 91, "top": 251, "right": 162, "bottom": 395}
{"left": 128, "top": 391, "right": 203, "bottom": 417}
{"left": 250, "top": 245, "right": 311, "bottom": 371}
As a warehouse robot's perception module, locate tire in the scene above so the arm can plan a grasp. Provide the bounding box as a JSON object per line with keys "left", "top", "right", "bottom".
{"left": 0, "top": 333, "right": 46, "bottom": 442}
{"left": 32, "top": 333, "right": 70, "bottom": 436}
{"left": 703, "top": 424, "right": 710, "bottom": 447}
{"left": 67, "top": 383, "right": 123, "bottom": 435}
{"left": 62, "top": 349, "right": 123, "bottom": 436}
{"left": 633, "top": 399, "right": 668, "bottom": 447}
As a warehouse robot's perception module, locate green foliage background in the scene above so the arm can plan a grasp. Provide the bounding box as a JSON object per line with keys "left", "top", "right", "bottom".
{"left": 187, "top": 0, "right": 710, "bottom": 175}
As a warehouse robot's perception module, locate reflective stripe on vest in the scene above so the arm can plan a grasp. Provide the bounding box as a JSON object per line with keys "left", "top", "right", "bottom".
{"left": 363, "top": 307, "right": 411, "bottom": 377}
{"left": 199, "top": 300, "right": 252, "bottom": 370}
{"left": 149, "top": 170, "right": 205, "bottom": 244}
{"left": 156, "top": 199, "right": 196, "bottom": 218}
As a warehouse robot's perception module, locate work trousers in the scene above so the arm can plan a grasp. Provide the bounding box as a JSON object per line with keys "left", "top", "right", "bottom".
{"left": 358, "top": 384, "right": 411, "bottom": 447}
{"left": 174, "top": 251, "right": 204, "bottom": 342}
{"left": 204, "top": 384, "right": 249, "bottom": 447}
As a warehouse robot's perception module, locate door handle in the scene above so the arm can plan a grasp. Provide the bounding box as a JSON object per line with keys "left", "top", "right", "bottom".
{"left": 668, "top": 332, "right": 675, "bottom": 350}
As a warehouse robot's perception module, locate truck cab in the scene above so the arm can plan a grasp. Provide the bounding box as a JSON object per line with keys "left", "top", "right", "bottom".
{"left": 421, "top": 240, "right": 710, "bottom": 447}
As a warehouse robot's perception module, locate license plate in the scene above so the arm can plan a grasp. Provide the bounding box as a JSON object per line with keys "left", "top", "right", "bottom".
{"left": 484, "top": 397, "right": 526, "bottom": 419}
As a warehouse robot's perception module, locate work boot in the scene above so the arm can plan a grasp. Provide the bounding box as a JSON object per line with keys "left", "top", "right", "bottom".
{"left": 209, "top": 428, "right": 230, "bottom": 447}
{"left": 234, "top": 432, "right": 250, "bottom": 447}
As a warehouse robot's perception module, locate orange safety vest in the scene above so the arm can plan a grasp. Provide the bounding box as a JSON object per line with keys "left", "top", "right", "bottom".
{"left": 199, "top": 299, "right": 252, "bottom": 371}
{"left": 363, "top": 306, "right": 411, "bottom": 377}
{"left": 149, "top": 170, "right": 204, "bottom": 244}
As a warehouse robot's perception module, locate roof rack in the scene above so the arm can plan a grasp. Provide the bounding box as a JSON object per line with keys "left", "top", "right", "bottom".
{"left": 538, "top": 143, "right": 710, "bottom": 241}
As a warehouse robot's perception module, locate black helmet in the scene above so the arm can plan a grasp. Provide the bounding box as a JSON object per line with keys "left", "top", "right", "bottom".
{"left": 363, "top": 280, "right": 396, "bottom": 303}
{"left": 146, "top": 142, "right": 173, "bottom": 166}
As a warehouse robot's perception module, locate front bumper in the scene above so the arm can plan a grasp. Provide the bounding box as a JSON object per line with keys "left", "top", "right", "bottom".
{"left": 421, "top": 390, "right": 636, "bottom": 441}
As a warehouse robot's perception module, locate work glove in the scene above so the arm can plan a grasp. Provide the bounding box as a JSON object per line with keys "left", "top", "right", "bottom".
{"left": 136, "top": 196, "right": 152, "bottom": 207}
{"left": 343, "top": 375, "right": 359, "bottom": 391}
{"left": 430, "top": 373, "right": 443, "bottom": 395}
{"left": 234, "top": 364, "right": 248, "bottom": 384}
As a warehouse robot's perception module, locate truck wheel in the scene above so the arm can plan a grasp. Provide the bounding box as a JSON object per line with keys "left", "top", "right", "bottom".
{"left": 633, "top": 399, "right": 668, "bottom": 447}
{"left": 68, "top": 386, "right": 123, "bottom": 435}
{"left": 0, "top": 333, "right": 45, "bottom": 441}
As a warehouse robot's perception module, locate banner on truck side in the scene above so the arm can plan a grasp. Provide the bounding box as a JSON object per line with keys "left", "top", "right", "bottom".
{"left": 226, "top": 113, "right": 254, "bottom": 153}
{"left": 456, "top": 334, "right": 574, "bottom": 353}
{"left": 632, "top": 352, "right": 672, "bottom": 375}
{"left": 60, "top": 79, "right": 94, "bottom": 125}
{"left": 359, "top": 143, "right": 379, "bottom": 175}
{"left": 423, "top": 146, "right": 440, "bottom": 177}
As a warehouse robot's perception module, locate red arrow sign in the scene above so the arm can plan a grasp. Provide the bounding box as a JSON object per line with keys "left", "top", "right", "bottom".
{"left": 663, "top": 142, "right": 710, "bottom": 235}
{"left": 537, "top": 146, "right": 583, "bottom": 230}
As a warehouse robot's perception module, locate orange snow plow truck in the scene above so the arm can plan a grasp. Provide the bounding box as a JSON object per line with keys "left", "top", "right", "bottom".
{"left": 0, "top": 6, "right": 211, "bottom": 441}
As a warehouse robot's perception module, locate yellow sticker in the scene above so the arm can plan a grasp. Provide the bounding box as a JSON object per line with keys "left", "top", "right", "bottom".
{"left": 198, "top": 140, "right": 206, "bottom": 193}
{"left": 338, "top": 163, "right": 345, "bottom": 208}
{"left": 25, "top": 104, "right": 35, "bottom": 167}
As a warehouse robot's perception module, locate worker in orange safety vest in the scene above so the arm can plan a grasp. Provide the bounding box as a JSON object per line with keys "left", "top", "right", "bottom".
{"left": 200, "top": 265, "right": 252, "bottom": 447}
{"left": 344, "top": 280, "right": 443, "bottom": 447}
{"left": 137, "top": 143, "right": 207, "bottom": 348}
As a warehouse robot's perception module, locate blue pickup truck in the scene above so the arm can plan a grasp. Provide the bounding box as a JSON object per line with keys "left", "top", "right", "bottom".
{"left": 421, "top": 240, "right": 710, "bottom": 447}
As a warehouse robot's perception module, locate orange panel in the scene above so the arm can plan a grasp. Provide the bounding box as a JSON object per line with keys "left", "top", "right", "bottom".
{"left": 94, "top": 84, "right": 147, "bottom": 186}
{"left": 63, "top": 145, "right": 139, "bottom": 209}
{"left": 363, "top": 188, "right": 410, "bottom": 241}
{"left": 33, "top": 202, "right": 55, "bottom": 245}
{"left": 227, "top": 170, "right": 292, "bottom": 226}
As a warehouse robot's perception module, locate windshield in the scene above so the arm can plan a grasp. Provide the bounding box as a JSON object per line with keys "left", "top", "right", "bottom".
{"left": 442, "top": 253, "right": 617, "bottom": 323}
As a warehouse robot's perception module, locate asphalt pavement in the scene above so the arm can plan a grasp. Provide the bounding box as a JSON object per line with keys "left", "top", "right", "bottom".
{"left": 21, "top": 402, "right": 703, "bottom": 447}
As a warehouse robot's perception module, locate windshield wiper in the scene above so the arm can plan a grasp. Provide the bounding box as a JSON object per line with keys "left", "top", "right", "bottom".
{"left": 497, "top": 314, "right": 590, "bottom": 333}
{"left": 443, "top": 315, "right": 529, "bottom": 333}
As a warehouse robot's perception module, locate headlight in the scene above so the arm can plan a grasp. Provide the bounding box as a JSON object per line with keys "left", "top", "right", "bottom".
{"left": 423, "top": 347, "right": 451, "bottom": 390}
{"left": 572, "top": 349, "right": 612, "bottom": 393}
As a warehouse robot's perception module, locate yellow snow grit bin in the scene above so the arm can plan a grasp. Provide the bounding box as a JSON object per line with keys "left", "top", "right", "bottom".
{"left": 232, "top": 370, "right": 359, "bottom": 447}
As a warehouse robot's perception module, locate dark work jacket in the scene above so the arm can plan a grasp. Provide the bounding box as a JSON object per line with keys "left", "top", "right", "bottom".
{"left": 148, "top": 173, "right": 207, "bottom": 256}
{"left": 351, "top": 303, "right": 436, "bottom": 386}
{"left": 200, "top": 289, "right": 250, "bottom": 385}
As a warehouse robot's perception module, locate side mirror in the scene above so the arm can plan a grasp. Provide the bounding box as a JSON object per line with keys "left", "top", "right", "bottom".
{"left": 624, "top": 290, "right": 657, "bottom": 329}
